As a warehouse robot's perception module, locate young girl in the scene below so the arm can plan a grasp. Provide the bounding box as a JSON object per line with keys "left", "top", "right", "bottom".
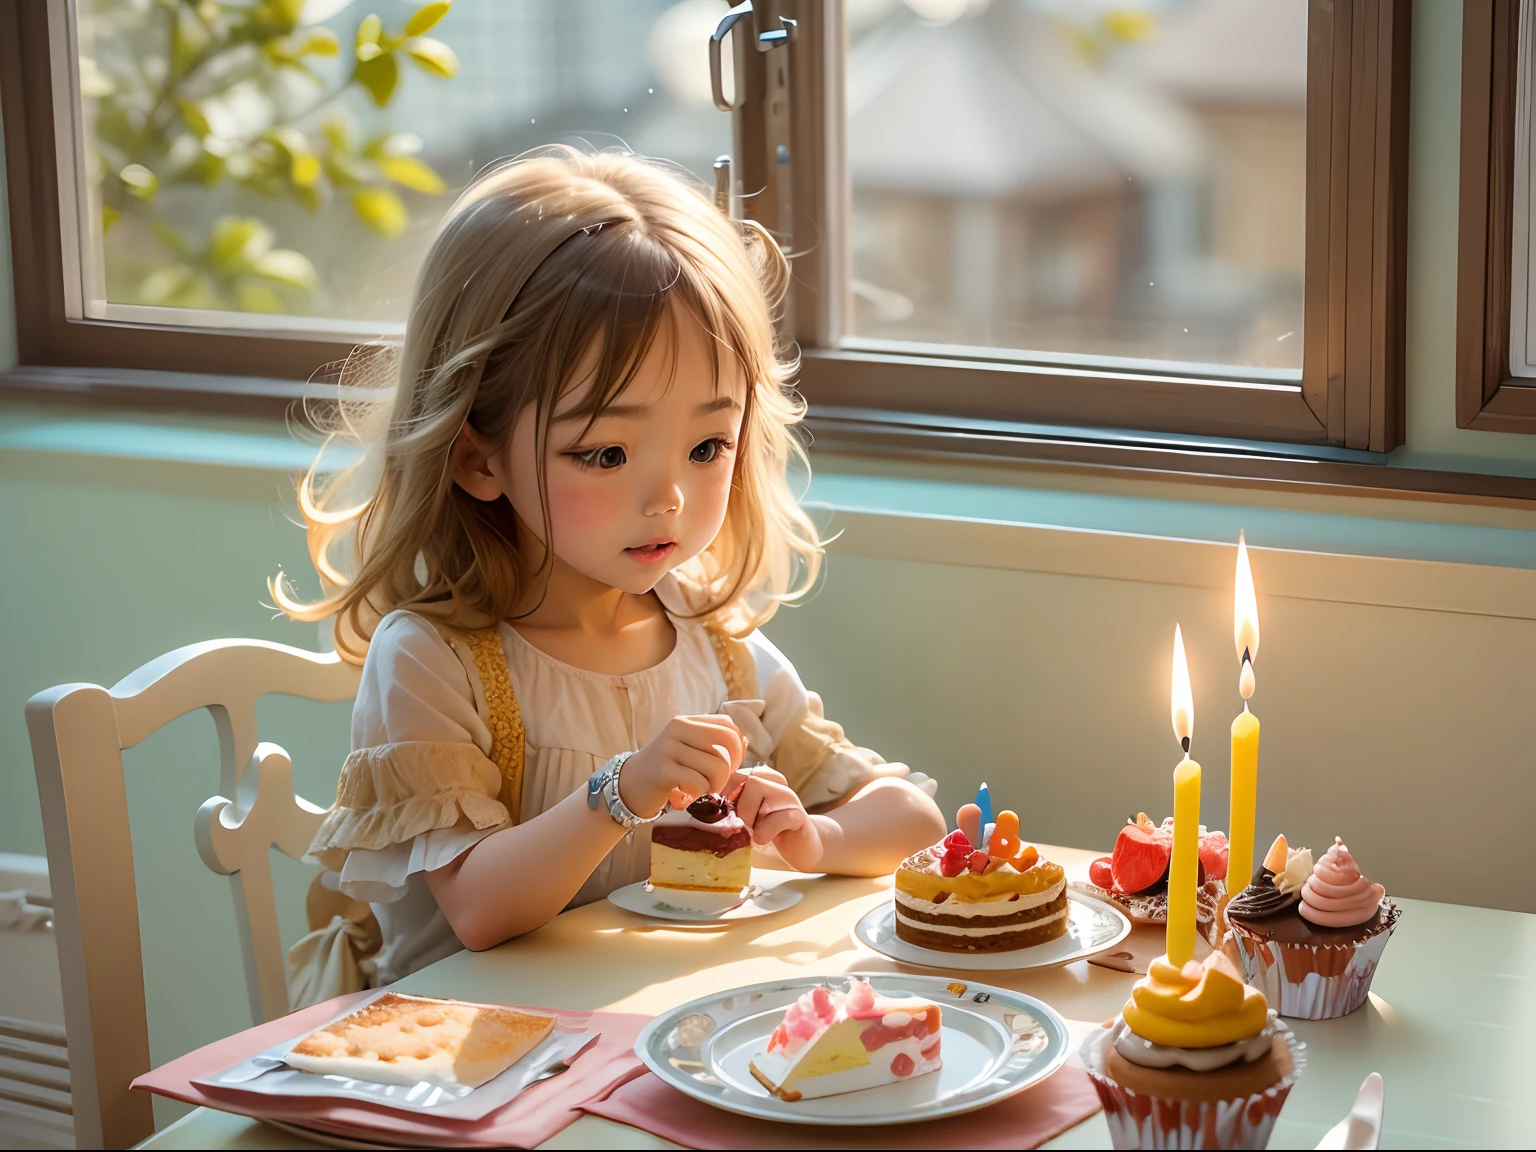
{"left": 279, "top": 147, "right": 945, "bottom": 1000}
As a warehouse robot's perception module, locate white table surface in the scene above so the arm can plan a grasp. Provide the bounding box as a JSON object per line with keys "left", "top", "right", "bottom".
{"left": 138, "top": 846, "right": 1535, "bottom": 1150}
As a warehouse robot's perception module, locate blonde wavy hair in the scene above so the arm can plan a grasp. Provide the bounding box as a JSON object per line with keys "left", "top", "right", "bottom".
{"left": 273, "top": 146, "right": 822, "bottom": 663}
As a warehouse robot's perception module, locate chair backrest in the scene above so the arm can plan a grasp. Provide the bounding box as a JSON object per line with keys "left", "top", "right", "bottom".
{"left": 25, "top": 639, "right": 360, "bottom": 1150}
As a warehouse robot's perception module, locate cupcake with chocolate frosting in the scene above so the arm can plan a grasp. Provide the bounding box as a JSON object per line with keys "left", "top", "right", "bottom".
{"left": 1081, "top": 949, "right": 1305, "bottom": 1149}
{"left": 1225, "top": 835, "right": 1399, "bottom": 1019}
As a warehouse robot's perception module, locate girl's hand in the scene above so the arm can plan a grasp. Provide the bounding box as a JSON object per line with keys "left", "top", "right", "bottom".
{"left": 729, "top": 767, "right": 825, "bottom": 872}
{"left": 619, "top": 714, "right": 745, "bottom": 816}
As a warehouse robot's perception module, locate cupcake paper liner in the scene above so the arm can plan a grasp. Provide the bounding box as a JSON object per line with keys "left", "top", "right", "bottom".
{"left": 1227, "top": 899, "right": 1400, "bottom": 1020}
{"left": 1080, "top": 1023, "right": 1306, "bottom": 1151}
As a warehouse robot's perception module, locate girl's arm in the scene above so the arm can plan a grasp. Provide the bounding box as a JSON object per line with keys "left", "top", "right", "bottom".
{"left": 427, "top": 714, "right": 744, "bottom": 950}
{"left": 804, "top": 776, "right": 947, "bottom": 876}
{"left": 737, "top": 772, "right": 946, "bottom": 878}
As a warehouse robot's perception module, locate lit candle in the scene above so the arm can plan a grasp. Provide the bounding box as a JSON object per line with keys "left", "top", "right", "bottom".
{"left": 1229, "top": 532, "right": 1261, "bottom": 894}
{"left": 1168, "top": 624, "right": 1202, "bottom": 967}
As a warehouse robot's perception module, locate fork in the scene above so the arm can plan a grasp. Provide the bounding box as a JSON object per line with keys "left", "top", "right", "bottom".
{"left": 1314, "top": 1072, "right": 1384, "bottom": 1150}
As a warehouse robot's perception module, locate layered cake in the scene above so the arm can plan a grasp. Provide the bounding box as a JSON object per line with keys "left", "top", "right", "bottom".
{"left": 285, "top": 993, "right": 556, "bottom": 1088}
{"left": 1079, "top": 813, "right": 1228, "bottom": 944}
{"left": 647, "top": 793, "right": 752, "bottom": 912}
{"left": 749, "top": 978, "right": 942, "bottom": 1101}
{"left": 893, "top": 805, "right": 1068, "bottom": 952}
{"left": 1224, "top": 835, "right": 1399, "bottom": 1019}
{"left": 1081, "top": 950, "right": 1305, "bottom": 1149}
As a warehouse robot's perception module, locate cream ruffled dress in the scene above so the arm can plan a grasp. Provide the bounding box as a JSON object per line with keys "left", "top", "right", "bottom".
{"left": 290, "top": 576, "right": 932, "bottom": 1002}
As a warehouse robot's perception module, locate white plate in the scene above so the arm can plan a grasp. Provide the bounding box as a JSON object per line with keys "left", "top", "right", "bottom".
{"left": 634, "top": 973, "right": 1070, "bottom": 1126}
{"left": 852, "top": 890, "right": 1132, "bottom": 971}
{"left": 606, "top": 879, "right": 803, "bottom": 923}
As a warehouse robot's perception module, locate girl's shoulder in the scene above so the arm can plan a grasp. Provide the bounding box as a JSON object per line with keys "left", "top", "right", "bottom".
{"left": 362, "top": 608, "right": 459, "bottom": 671}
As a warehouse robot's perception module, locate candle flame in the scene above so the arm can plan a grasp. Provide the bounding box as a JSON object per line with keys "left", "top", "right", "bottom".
{"left": 1234, "top": 533, "right": 1260, "bottom": 681}
{"left": 1171, "top": 624, "right": 1194, "bottom": 749}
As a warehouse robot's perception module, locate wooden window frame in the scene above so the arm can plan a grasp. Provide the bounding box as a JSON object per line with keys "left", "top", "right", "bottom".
{"left": 1456, "top": 0, "right": 1536, "bottom": 432}
{"left": 757, "top": 0, "right": 1412, "bottom": 452}
{"left": 25, "top": 0, "right": 1536, "bottom": 514}
{"left": 0, "top": 0, "right": 355, "bottom": 391}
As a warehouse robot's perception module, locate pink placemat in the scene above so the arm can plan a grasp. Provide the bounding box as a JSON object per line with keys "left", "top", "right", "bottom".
{"left": 131, "top": 991, "right": 649, "bottom": 1149}
{"left": 581, "top": 1065, "right": 1102, "bottom": 1150}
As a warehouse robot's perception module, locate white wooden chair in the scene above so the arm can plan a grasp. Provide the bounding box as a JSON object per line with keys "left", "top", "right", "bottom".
{"left": 25, "top": 639, "right": 360, "bottom": 1150}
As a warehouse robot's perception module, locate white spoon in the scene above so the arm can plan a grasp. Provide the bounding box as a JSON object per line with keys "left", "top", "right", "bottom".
{"left": 1315, "top": 1072, "right": 1384, "bottom": 1150}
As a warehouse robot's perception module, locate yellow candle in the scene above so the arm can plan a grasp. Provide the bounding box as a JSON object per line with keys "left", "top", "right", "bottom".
{"left": 1168, "top": 624, "right": 1201, "bottom": 966}
{"left": 1169, "top": 755, "right": 1202, "bottom": 966}
{"left": 1229, "top": 532, "right": 1262, "bottom": 889}
{"left": 1230, "top": 709, "right": 1260, "bottom": 887}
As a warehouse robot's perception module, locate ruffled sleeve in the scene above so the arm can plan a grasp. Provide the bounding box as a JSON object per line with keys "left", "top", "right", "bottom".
{"left": 723, "top": 631, "right": 937, "bottom": 812}
{"left": 306, "top": 611, "right": 511, "bottom": 900}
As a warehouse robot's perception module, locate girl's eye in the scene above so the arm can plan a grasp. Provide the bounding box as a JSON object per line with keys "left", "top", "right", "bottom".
{"left": 690, "top": 437, "right": 731, "bottom": 464}
{"left": 574, "top": 445, "right": 626, "bottom": 469}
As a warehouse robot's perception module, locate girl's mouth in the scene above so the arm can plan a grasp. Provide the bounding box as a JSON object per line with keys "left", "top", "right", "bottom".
{"left": 624, "top": 540, "right": 677, "bottom": 564}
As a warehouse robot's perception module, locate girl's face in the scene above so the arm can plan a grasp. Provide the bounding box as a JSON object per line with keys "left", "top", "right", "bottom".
{"left": 501, "top": 314, "right": 747, "bottom": 597}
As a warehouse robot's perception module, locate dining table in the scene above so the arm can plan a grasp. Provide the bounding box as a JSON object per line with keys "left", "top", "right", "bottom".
{"left": 137, "top": 844, "right": 1532, "bottom": 1150}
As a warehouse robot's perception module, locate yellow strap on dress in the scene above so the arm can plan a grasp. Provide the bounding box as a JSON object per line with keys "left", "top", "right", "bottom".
{"left": 701, "top": 617, "right": 759, "bottom": 701}
{"left": 460, "top": 626, "right": 527, "bottom": 826}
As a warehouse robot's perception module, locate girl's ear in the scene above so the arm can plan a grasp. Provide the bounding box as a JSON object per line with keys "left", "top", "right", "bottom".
{"left": 449, "top": 423, "right": 506, "bottom": 501}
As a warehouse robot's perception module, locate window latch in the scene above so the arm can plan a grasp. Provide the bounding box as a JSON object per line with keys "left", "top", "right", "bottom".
{"left": 710, "top": 0, "right": 798, "bottom": 113}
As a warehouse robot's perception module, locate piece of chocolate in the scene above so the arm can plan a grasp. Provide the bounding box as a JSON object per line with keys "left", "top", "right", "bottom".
{"left": 686, "top": 793, "right": 731, "bottom": 824}
{"left": 1224, "top": 866, "right": 1301, "bottom": 921}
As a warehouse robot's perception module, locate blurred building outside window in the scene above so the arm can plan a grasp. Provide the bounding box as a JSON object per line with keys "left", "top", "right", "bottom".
{"left": 846, "top": 0, "right": 1307, "bottom": 376}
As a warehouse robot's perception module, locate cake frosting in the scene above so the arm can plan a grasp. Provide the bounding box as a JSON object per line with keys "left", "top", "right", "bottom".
{"left": 1299, "top": 838, "right": 1384, "bottom": 927}
{"left": 650, "top": 802, "right": 750, "bottom": 854}
{"left": 1119, "top": 952, "right": 1270, "bottom": 1059}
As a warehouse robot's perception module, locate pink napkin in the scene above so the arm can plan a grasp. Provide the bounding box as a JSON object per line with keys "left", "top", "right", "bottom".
{"left": 131, "top": 991, "right": 648, "bottom": 1148}
{"left": 581, "top": 1065, "right": 1102, "bottom": 1150}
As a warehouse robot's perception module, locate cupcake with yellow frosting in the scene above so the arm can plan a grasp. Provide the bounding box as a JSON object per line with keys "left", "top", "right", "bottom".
{"left": 1081, "top": 950, "right": 1304, "bottom": 1149}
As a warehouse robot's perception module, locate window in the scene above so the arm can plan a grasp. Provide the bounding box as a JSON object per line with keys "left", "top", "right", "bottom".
{"left": 2, "top": 0, "right": 729, "bottom": 379}
{"left": 3, "top": 0, "right": 1411, "bottom": 457}
{"left": 1458, "top": 0, "right": 1536, "bottom": 431}
{"left": 845, "top": 1, "right": 1305, "bottom": 373}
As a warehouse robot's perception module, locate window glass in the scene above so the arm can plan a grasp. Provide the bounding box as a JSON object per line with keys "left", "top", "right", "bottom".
{"left": 75, "top": 0, "right": 730, "bottom": 328}
{"left": 846, "top": 0, "right": 1307, "bottom": 373}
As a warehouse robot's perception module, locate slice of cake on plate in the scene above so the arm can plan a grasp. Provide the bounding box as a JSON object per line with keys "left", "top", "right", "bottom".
{"left": 748, "top": 978, "right": 942, "bottom": 1101}
{"left": 284, "top": 993, "right": 556, "bottom": 1088}
{"left": 648, "top": 793, "right": 752, "bottom": 912}
{"left": 893, "top": 799, "right": 1068, "bottom": 953}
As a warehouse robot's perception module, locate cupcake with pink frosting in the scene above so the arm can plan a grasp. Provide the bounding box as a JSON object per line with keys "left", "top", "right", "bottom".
{"left": 1224, "top": 835, "right": 1399, "bottom": 1019}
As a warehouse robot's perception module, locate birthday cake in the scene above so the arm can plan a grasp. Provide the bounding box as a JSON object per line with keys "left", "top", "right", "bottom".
{"left": 893, "top": 793, "right": 1068, "bottom": 953}
{"left": 647, "top": 793, "right": 752, "bottom": 912}
{"left": 1076, "top": 813, "right": 1228, "bottom": 944}
{"left": 748, "top": 978, "right": 942, "bottom": 1101}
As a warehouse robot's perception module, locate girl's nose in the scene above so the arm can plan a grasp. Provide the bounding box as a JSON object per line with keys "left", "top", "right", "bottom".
{"left": 642, "top": 477, "right": 683, "bottom": 518}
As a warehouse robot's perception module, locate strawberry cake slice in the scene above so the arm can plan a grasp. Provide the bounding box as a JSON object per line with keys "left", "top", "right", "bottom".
{"left": 748, "top": 979, "right": 942, "bottom": 1101}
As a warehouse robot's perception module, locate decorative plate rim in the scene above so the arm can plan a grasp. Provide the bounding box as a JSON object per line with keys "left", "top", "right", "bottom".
{"left": 632, "top": 972, "right": 1072, "bottom": 1126}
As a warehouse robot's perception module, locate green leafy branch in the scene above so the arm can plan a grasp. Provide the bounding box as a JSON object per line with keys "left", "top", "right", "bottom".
{"left": 85, "top": 0, "right": 459, "bottom": 312}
